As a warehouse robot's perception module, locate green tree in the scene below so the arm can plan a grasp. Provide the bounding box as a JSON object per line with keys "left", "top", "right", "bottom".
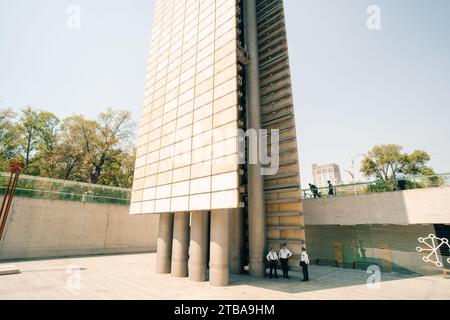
{"left": 360, "top": 144, "right": 434, "bottom": 180}
{"left": 18, "top": 107, "right": 40, "bottom": 169}
{"left": 86, "top": 109, "right": 133, "bottom": 184}
{"left": 0, "top": 108, "right": 21, "bottom": 171}
{"left": 98, "top": 149, "right": 136, "bottom": 188}
{"left": 46, "top": 116, "right": 83, "bottom": 180}
{"left": 33, "top": 111, "right": 61, "bottom": 177}
{"left": 16, "top": 108, "right": 60, "bottom": 175}
{"left": 1, "top": 107, "right": 135, "bottom": 188}
{"left": 59, "top": 109, "right": 134, "bottom": 185}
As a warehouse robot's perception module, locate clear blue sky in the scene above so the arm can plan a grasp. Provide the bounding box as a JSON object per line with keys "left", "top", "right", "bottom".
{"left": 1, "top": 0, "right": 450, "bottom": 188}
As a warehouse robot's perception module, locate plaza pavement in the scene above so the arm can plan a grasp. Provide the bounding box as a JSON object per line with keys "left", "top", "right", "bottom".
{"left": 0, "top": 253, "right": 449, "bottom": 300}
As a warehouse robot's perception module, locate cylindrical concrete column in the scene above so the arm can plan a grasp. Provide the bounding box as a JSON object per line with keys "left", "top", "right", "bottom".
{"left": 210, "top": 210, "right": 230, "bottom": 287}
{"left": 244, "top": 0, "right": 267, "bottom": 278}
{"left": 156, "top": 213, "right": 174, "bottom": 274}
{"left": 229, "top": 209, "right": 245, "bottom": 274}
{"left": 189, "top": 211, "right": 209, "bottom": 282}
{"left": 171, "top": 212, "right": 190, "bottom": 278}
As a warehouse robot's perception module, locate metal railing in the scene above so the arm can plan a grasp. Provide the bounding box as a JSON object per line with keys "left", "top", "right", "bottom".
{"left": 2, "top": 172, "right": 449, "bottom": 204}
{"left": 301, "top": 173, "right": 450, "bottom": 200}
{"left": 0, "top": 173, "right": 131, "bottom": 205}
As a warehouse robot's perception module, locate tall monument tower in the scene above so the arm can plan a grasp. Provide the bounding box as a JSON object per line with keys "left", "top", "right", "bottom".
{"left": 130, "top": 0, "right": 304, "bottom": 286}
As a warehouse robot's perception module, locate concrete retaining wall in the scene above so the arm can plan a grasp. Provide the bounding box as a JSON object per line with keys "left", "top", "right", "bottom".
{"left": 302, "top": 187, "right": 450, "bottom": 275}
{"left": 304, "top": 187, "right": 450, "bottom": 226}
{"left": 0, "top": 197, "right": 159, "bottom": 261}
{"left": 305, "top": 224, "right": 445, "bottom": 275}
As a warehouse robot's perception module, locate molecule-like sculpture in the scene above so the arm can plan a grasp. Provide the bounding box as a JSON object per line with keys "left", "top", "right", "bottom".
{"left": 416, "top": 234, "right": 450, "bottom": 268}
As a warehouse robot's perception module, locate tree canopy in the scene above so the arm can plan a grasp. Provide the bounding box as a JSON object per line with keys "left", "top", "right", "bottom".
{"left": 360, "top": 144, "right": 434, "bottom": 181}
{"left": 0, "top": 107, "right": 136, "bottom": 188}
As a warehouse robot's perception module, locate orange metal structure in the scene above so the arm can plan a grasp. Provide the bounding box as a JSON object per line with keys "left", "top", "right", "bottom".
{"left": 0, "top": 160, "right": 25, "bottom": 241}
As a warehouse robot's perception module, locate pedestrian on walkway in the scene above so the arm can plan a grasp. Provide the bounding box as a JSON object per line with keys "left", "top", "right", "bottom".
{"left": 279, "top": 243, "right": 293, "bottom": 279}
{"left": 327, "top": 180, "right": 335, "bottom": 197}
{"left": 396, "top": 169, "right": 406, "bottom": 191}
{"left": 266, "top": 248, "right": 279, "bottom": 279}
{"left": 299, "top": 247, "right": 310, "bottom": 282}
{"left": 309, "top": 183, "right": 321, "bottom": 198}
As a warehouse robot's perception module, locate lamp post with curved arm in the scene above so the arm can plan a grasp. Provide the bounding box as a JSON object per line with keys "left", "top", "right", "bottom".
{"left": 346, "top": 153, "right": 366, "bottom": 195}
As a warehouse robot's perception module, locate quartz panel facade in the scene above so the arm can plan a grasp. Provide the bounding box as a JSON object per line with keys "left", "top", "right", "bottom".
{"left": 131, "top": 0, "right": 241, "bottom": 214}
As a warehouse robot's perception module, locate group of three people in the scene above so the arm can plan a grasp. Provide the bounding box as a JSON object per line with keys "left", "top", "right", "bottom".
{"left": 266, "top": 244, "right": 310, "bottom": 282}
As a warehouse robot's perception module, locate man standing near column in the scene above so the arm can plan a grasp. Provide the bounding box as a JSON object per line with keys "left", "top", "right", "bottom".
{"left": 300, "top": 247, "right": 310, "bottom": 282}
{"left": 279, "top": 243, "right": 293, "bottom": 279}
{"left": 266, "top": 248, "right": 279, "bottom": 279}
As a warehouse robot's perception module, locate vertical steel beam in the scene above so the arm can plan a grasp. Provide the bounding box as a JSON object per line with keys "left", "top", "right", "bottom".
{"left": 244, "top": 0, "right": 267, "bottom": 278}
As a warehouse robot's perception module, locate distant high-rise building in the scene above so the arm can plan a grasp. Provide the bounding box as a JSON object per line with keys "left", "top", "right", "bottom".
{"left": 312, "top": 163, "right": 342, "bottom": 187}
{"left": 130, "top": 0, "right": 303, "bottom": 286}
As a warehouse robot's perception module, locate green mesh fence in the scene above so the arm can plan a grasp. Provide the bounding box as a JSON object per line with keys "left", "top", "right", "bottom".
{"left": 0, "top": 173, "right": 131, "bottom": 206}
{"left": 2, "top": 172, "right": 449, "bottom": 205}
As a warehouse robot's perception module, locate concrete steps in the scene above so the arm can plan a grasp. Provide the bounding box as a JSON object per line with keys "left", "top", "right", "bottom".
{"left": 0, "top": 264, "right": 20, "bottom": 276}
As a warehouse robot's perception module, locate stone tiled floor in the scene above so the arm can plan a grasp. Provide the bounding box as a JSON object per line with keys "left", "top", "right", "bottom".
{"left": 0, "top": 253, "right": 449, "bottom": 300}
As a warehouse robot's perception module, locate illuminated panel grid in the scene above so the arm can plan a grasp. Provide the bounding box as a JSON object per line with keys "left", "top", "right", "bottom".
{"left": 130, "top": 0, "right": 240, "bottom": 214}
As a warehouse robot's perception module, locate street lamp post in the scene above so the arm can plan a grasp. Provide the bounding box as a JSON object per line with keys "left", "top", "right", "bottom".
{"left": 347, "top": 153, "right": 365, "bottom": 195}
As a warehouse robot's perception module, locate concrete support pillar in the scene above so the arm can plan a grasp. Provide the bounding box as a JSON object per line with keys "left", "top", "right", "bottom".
{"left": 171, "top": 212, "right": 190, "bottom": 278}
{"left": 229, "top": 209, "right": 245, "bottom": 274}
{"left": 156, "top": 213, "right": 174, "bottom": 274}
{"left": 244, "top": 0, "right": 267, "bottom": 278}
{"left": 189, "top": 211, "right": 209, "bottom": 282}
{"left": 210, "top": 210, "right": 230, "bottom": 287}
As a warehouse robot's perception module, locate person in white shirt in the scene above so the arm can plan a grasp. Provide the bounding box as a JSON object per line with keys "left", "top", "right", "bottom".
{"left": 396, "top": 169, "right": 406, "bottom": 191}
{"left": 279, "top": 243, "right": 293, "bottom": 279}
{"left": 266, "top": 248, "right": 279, "bottom": 279}
{"left": 299, "top": 247, "right": 310, "bottom": 281}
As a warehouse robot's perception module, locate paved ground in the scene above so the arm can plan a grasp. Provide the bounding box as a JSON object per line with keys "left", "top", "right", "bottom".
{"left": 0, "top": 253, "right": 449, "bottom": 300}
